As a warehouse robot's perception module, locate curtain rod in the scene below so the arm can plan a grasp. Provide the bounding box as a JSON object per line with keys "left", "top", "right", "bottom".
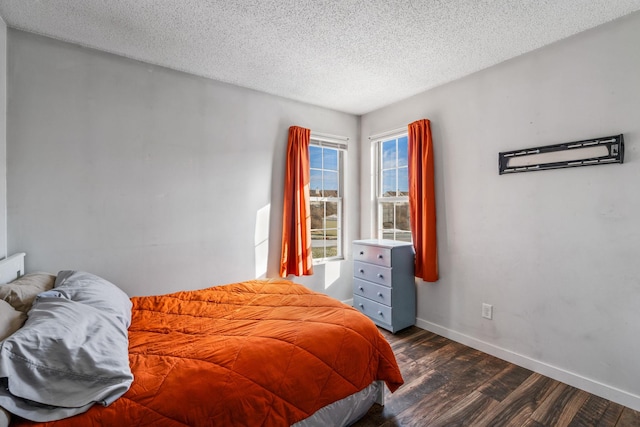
{"left": 368, "top": 126, "right": 408, "bottom": 141}
{"left": 310, "top": 131, "right": 349, "bottom": 143}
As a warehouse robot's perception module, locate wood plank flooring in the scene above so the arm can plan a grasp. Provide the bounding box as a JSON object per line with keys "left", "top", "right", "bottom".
{"left": 353, "top": 326, "right": 640, "bottom": 427}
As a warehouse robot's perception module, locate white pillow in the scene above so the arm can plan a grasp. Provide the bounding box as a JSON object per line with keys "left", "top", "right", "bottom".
{"left": 0, "top": 299, "right": 27, "bottom": 341}
{"left": 0, "top": 273, "right": 55, "bottom": 312}
{"left": 0, "top": 406, "right": 10, "bottom": 427}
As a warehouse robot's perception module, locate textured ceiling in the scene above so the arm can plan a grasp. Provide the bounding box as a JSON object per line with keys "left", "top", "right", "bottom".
{"left": 0, "top": 1, "right": 639, "bottom": 115}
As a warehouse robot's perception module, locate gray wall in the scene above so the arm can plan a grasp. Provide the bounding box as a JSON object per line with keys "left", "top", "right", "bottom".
{"left": 6, "top": 30, "right": 360, "bottom": 300}
{"left": 0, "top": 18, "right": 6, "bottom": 259}
{"left": 361, "top": 11, "right": 640, "bottom": 410}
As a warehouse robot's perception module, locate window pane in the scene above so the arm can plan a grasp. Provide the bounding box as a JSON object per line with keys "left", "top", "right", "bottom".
{"left": 382, "top": 170, "right": 396, "bottom": 196}
{"left": 396, "top": 232, "right": 412, "bottom": 242}
{"left": 310, "top": 170, "right": 322, "bottom": 197}
{"left": 311, "top": 198, "right": 325, "bottom": 259}
{"left": 312, "top": 246, "right": 325, "bottom": 259}
{"left": 381, "top": 202, "right": 394, "bottom": 230}
{"left": 310, "top": 145, "right": 322, "bottom": 169}
{"left": 310, "top": 201, "right": 324, "bottom": 230}
{"left": 323, "top": 171, "right": 339, "bottom": 197}
{"left": 398, "top": 136, "right": 408, "bottom": 167}
{"left": 398, "top": 167, "right": 408, "bottom": 196}
{"left": 311, "top": 234, "right": 325, "bottom": 258}
{"left": 382, "top": 231, "right": 395, "bottom": 240}
{"left": 396, "top": 202, "right": 411, "bottom": 231}
{"left": 323, "top": 148, "right": 338, "bottom": 171}
{"left": 382, "top": 140, "right": 397, "bottom": 169}
{"left": 325, "top": 202, "right": 338, "bottom": 229}
{"left": 324, "top": 239, "right": 338, "bottom": 258}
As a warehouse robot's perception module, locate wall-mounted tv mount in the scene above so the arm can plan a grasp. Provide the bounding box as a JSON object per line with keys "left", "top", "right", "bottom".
{"left": 499, "top": 134, "right": 624, "bottom": 175}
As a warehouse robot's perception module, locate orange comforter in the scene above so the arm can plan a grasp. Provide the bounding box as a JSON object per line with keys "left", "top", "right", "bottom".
{"left": 15, "top": 279, "right": 403, "bottom": 426}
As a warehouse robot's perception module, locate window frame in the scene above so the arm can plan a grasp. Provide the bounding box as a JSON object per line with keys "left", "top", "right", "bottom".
{"left": 374, "top": 132, "right": 412, "bottom": 242}
{"left": 309, "top": 138, "right": 346, "bottom": 264}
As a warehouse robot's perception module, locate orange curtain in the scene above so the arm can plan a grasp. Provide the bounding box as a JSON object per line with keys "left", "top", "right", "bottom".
{"left": 280, "top": 126, "right": 314, "bottom": 277}
{"left": 408, "top": 119, "right": 438, "bottom": 282}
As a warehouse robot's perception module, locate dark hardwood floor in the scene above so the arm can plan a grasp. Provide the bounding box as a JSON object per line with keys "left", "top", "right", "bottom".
{"left": 354, "top": 326, "right": 640, "bottom": 427}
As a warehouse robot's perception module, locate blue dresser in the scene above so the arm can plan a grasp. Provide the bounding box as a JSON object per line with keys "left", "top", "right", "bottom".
{"left": 352, "top": 239, "right": 415, "bottom": 333}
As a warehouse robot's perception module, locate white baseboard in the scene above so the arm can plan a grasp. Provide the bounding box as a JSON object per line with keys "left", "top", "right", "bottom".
{"left": 415, "top": 317, "right": 640, "bottom": 412}
{"left": 342, "top": 298, "right": 353, "bottom": 306}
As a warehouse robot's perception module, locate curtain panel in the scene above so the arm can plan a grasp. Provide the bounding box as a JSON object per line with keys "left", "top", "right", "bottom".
{"left": 408, "top": 119, "right": 439, "bottom": 282}
{"left": 280, "top": 126, "right": 314, "bottom": 277}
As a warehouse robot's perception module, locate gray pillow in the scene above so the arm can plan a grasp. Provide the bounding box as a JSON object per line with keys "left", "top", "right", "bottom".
{"left": 0, "top": 300, "right": 27, "bottom": 341}
{"left": 0, "top": 273, "right": 55, "bottom": 312}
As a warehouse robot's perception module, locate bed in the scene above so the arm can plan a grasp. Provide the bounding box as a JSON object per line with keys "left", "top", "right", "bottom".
{"left": 0, "top": 253, "right": 403, "bottom": 426}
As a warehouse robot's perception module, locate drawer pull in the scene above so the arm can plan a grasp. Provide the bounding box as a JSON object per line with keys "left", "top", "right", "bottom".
{"left": 359, "top": 251, "right": 364, "bottom": 255}
{"left": 358, "top": 286, "right": 364, "bottom": 291}
{"left": 378, "top": 254, "right": 383, "bottom": 259}
{"left": 377, "top": 292, "right": 383, "bottom": 297}
{"left": 359, "top": 269, "right": 364, "bottom": 274}
{"left": 377, "top": 273, "right": 383, "bottom": 279}
{"left": 377, "top": 311, "right": 383, "bottom": 316}
{"left": 358, "top": 303, "right": 364, "bottom": 308}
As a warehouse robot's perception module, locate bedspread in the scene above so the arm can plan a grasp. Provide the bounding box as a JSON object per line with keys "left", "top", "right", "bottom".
{"left": 14, "top": 279, "right": 403, "bottom": 426}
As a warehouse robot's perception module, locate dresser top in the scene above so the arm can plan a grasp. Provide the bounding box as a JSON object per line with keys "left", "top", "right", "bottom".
{"left": 353, "top": 239, "right": 414, "bottom": 249}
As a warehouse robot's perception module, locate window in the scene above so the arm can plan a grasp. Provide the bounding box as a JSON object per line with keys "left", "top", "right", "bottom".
{"left": 377, "top": 134, "right": 411, "bottom": 242}
{"left": 309, "top": 141, "right": 345, "bottom": 261}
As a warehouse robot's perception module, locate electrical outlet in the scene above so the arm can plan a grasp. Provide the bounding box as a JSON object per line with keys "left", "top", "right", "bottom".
{"left": 482, "top": 303, "right": 493, "bottom": 320}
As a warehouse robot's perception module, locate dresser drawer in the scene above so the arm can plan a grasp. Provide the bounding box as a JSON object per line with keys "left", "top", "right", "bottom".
{"left": 353, "top": 261, "right": 392, "bottom": 286}
{"left": 353, "top": 278, "right": 392, "bottom": 306}
{"left": 353, "top": 295, "right": 392, "bottom": 328}
{"left": 353, "top": 244, "right": 391, "bottom": 267}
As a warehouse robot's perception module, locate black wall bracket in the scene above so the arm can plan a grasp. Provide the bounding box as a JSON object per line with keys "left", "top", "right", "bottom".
{"left": 499, "top": 134, "right": 624, "bottom": 175}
